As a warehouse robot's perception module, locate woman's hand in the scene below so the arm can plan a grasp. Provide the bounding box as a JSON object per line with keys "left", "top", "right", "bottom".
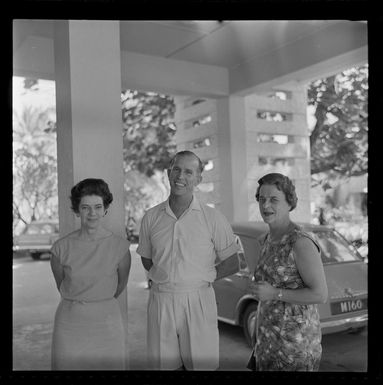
{"left": 250, "top": 280, "right": 277, "bottom": 301}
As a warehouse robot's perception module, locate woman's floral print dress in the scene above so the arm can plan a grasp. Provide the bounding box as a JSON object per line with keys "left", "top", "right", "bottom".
{"left": 253, "top": 227, "right": 322, "bottom": 371}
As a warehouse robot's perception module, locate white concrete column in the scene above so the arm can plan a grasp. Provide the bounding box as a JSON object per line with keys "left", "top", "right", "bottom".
{"left": 54, "top": 20, "right": 125, "bottom": 237}
{"left": 216, "top": 96, "right": 249, "bottom": 222}
{"left": 53, "top": 20, "right": 129, "bottom": 367}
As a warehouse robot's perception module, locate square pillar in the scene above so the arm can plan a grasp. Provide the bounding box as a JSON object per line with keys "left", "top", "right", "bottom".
{"left": 216, "top": 96, "right": 249, "bottom": 222}
{"left": 54, "top": 20, "right": 125, "bottom": 237}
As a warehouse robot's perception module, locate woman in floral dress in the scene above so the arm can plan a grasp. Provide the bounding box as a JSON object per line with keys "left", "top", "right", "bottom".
{"left": 249, "top": 173, "right": 328, "bottom": 371}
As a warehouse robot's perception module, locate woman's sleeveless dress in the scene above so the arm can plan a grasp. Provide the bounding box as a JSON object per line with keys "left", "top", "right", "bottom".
{"left": 253, "top": 228, "right": 322, "bottom": 371}
{"left": 50, "top": 233, "right": 130, "bottom": 370}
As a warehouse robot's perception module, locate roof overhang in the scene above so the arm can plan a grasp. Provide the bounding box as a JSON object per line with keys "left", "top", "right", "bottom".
{"left": 13, "top": 20, "right": 368, "bottom": 95}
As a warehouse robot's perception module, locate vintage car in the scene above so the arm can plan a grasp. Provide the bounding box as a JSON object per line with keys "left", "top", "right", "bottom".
{"left": 13, "top": 221, "right": 59, "bottom": 260}
{"left": 213, "top": 221, "right": 368, "bottom": 346}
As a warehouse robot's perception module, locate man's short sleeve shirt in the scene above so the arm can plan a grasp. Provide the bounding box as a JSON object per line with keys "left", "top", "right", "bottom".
{"left": 136, "top": 196, "right": 239, "bottom": 284}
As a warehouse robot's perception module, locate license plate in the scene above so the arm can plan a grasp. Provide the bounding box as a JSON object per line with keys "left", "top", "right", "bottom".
{"left": 330, "top": 298, "right": 367, "bottom": 315}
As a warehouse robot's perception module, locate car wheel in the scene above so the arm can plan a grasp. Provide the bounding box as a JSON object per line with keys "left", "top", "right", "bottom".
{"left": 243, "top": 302, "right": 258, "bottom": 347}
{"left": 30, "top": 252, "right": 41, "bottom": 260}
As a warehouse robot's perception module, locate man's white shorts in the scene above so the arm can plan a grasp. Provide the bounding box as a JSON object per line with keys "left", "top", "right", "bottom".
{"left": 147, "top": 282, "right": 219, "bottom": 370}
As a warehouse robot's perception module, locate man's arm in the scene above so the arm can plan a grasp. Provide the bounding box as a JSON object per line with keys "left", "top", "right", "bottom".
{"left": 136, "top": 211, "right": 154, "bottom": 272}
{"left": 50, "top": 253, "right": 64, "bottom": 292}
{"left": 215, "top": 253, "right": 239, "bottom": 281}
{"left": 141, "top": 257, "right": 153, "bottom": 272}
{"left": 114, "top": 250, "right": 132, "bottom": 298}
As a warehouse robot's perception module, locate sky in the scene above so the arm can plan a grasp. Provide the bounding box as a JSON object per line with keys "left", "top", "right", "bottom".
{"left": 12, "top": 77, "right": 56, "bottom": 112}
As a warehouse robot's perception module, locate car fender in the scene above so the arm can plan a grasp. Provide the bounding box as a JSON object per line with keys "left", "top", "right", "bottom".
{"left": 235, "top": 294, "right": 258, "bottom": 326}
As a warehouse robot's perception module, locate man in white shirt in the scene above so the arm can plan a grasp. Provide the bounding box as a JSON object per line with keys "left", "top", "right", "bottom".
{"left": 137, "top": 150, "right": 240, "bottom": 370}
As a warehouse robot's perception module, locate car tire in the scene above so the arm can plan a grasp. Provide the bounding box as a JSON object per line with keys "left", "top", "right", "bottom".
{"left": 243, "top": 302, "right": 258, "bottom": 347}
{"left": 30, "top": 252, "right": 41, "bottom": 260}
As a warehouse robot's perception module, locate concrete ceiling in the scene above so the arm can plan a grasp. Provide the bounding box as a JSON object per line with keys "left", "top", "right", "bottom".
{"left": 120, "top": 20, "right": 336, "bottom": 68}
{"left": 13, "top": 19, "right": 368, "bottom": 93}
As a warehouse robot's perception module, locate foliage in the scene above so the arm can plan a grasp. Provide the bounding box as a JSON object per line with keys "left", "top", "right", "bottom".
{"left": 124, "top": 169, "right": 170, "bottom": 240}
{"left": 307, "top": 65, "right": 368, "bottom": 253}
{"left": 121, "top": 90, "right": 176, "bottom": 234}
{"left": 307, "top": 64, "right": 368, "bottom": 189}
{"left": 13, "top": 104, "right": 58, "bottom": 234}
{"left": 121, "top": 90, "right": 177, "bottom": 177}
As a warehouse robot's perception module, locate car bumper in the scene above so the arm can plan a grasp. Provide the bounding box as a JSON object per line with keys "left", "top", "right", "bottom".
{"left": 321, "top": 313, "right": 368, "bottom": 334}
{"left": 217, "top": 316, "right": 237, "bottom": 325}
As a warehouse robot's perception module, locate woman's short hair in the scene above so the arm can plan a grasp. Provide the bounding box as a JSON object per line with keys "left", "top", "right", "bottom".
{"left": 168, "top": 150, "right": 204, "bottom": 175}
{"left": 255, "top": 173, "right": 298, "bottom": 211}
{"left": 70, "top": 178, "right": 113, "bottom": 213}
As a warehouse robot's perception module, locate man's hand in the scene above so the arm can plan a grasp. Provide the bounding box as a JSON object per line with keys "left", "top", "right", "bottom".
{"left": 141, "top": 257, "right": 153, "bottom": 271}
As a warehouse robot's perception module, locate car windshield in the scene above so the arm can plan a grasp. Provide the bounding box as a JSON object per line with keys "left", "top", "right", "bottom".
{"left": 308, "top": 230, "right": 363, "bottom": 264}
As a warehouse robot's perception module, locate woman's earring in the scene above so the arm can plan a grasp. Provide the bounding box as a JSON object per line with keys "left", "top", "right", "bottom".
{"left": 104, "top": 210, "right": 108, "bottom": 216}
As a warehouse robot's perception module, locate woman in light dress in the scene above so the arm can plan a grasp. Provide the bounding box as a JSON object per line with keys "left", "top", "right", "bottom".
{"left": 50, "top": 178, "right": 131, "bottom": 370}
